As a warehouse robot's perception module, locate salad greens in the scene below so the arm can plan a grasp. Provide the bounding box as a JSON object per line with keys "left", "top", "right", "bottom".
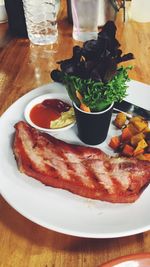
{"left": 51, "top": 21, "right": 134, "bottom": 112}
{"left": 63, "top": 66, "right": 132, "bottom": 112}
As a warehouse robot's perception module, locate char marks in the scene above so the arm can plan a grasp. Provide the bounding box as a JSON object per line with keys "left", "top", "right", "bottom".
{"left": 13, "top": 121, "right": 150, "bottom": 203}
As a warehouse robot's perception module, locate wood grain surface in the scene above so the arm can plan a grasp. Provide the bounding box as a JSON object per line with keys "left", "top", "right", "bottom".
{"left": 0, "top": 1, "right": 150, "bottom": 267}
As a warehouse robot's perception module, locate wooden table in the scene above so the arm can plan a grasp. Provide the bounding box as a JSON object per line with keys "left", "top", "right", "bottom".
{"left": 0, "top": 2, "right": 150, "bottom": 266}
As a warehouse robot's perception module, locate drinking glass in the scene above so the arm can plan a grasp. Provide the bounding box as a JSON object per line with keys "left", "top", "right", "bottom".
{"left": 22, "top": 0, "right": 60, "bottom": 45}
{"left": 0, "top": 0, "right": 7, "bottom": 23}
{"left": 71, "top": 0, "right": 100, "bottom": 42}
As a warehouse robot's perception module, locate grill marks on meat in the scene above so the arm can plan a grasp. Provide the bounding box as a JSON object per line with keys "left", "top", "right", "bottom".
{"left": 13, "top": 121, "right": 150, "bottom": 203}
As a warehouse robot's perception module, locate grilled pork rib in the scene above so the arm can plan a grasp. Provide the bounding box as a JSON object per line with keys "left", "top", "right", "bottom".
{"left": 13, "top": 121, "right": 150, "bottom": 203}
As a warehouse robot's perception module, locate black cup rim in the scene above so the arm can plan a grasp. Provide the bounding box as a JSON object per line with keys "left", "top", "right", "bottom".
{"left": 73, "top": 102, "right": 114, "bottom": 115}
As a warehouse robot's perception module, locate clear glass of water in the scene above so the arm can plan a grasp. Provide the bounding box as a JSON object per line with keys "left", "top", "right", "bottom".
{"left": 22, "top": 0, "right": 60, "bottom": 45}
{"left": 71, "top": 0, "right": 100, "bottom": 42}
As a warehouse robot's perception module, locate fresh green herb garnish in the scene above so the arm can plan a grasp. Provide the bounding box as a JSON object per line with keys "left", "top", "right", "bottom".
{"left": 63, "top": 66, "right": 131, "bottom": 112}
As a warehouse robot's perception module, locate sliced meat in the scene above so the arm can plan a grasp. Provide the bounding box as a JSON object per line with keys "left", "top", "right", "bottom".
{"left": 13, "top": 121, "right": 150, "bottom": 203}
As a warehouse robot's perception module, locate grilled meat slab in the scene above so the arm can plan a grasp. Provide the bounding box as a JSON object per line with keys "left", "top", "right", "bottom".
{"left": 13, "top": 121, "right": 150, "bottom": 203}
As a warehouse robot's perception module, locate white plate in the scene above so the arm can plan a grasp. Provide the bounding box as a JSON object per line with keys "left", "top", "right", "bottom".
{"left": 0, "top": 81, "right": 150, "bottom": 238}
{"left": 100, "top": 253, "right": 150, "bottom": 267}
{"left": 24, "top": 92, "right": 75, "bottom": 132}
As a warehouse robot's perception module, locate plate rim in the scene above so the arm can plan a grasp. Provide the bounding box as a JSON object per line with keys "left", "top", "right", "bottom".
{"left": 100, "top": 252, "right": 150, "bottom": 266}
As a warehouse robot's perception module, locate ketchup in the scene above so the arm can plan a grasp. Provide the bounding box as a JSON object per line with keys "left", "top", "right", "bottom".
{"left": 30, "top": 99, "right": 71, "bottom": 129}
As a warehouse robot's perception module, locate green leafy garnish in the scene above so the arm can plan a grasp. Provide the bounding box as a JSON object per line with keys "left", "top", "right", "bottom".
{"left": 63, "top": 66, "right": 131, "bottom": 112}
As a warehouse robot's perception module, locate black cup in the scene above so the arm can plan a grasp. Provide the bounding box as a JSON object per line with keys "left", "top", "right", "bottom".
{"left": 73, "top": 102, "right": 113, "bottom": 145}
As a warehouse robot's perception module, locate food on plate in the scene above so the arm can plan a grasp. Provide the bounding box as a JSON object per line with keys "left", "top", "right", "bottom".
{"left": 13, "top": 121, "right": 150, "bottom": 203}
{"left": 114, "top": 112, "right": 127, "bottom": 129}
{"left": 109, "top": 113, "right": 150, "bottom": 160}
{"left": 51, "top": 21, "right": 134, "bottom": 113}
{"left": 50, "top": 107, "right": 75, "bottom": 129}
{"left": 50, "top": 21, "right": 134, "bottom": 146}
{"left": 29, "top": 98, "right": 74, "bottom": 129}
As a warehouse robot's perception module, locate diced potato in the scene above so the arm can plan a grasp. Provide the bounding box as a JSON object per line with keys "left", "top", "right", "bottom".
{"left": 129, "top": 116, "right": 143, "bottom": 123}
{"left": 137, "top": 139, "right": 148, "bottom": 149}
{"left": 127, "top": 123, "right": 139, "bottom": 135}
{"left": 130, "top": 133, "right": 145, "bottom": 146}
{"left": 109, "top": 113, "right": 150, "bottom": 160}
{"left": 130, "top": 116, "right": 148, "bottom": 132}
{"left": 133, "top": 139, "right": 148, "bottom": 156}
{"left": 114, "top": 112, "right": 127, "bottom": 129}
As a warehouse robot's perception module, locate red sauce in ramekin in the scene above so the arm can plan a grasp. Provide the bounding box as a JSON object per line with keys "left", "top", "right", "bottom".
{"left": 30, "top": 99, "right": 71, "bottom": 129}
